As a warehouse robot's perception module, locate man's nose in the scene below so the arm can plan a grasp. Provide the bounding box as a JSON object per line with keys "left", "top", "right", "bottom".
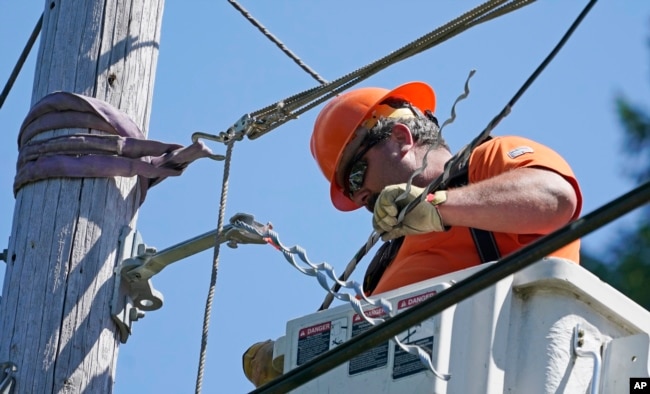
{"left": 351, "top": 189, "right": 370, "bottom": 207}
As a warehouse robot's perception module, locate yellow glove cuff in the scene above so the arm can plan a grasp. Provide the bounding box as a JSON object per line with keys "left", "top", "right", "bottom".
{"left": 242, "top": 340, "right": 283, "bottom": 387}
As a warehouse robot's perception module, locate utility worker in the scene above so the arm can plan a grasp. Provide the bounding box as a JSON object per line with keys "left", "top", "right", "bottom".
{"left": 242, "top": 81, "right": 582, "bottom": 387}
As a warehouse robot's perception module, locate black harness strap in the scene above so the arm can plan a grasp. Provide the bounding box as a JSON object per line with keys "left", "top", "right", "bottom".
{"left": 469, "top": 227, "right": 501, "bottom": 262}
{"left": 444, "top": 148, "right": 501, "bottom": 264}
{"left": 363, "top": 236, "right": 405, "bottom": 294}
{"left": 363, "top": 141, "right": 500, "bottom": 294}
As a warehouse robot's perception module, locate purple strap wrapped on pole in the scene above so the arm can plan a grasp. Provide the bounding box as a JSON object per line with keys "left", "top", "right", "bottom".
{"left": 15, "top": 91, "right": 216, "bottom": 204}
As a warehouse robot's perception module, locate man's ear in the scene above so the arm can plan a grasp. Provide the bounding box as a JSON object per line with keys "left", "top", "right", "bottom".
{"left": 390, "top": 123, "right": 414, "bottom": 151}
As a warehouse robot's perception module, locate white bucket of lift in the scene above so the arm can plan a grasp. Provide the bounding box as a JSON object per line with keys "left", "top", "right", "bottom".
{"left": 274, "top": 258, "right": 650, "bottom": 393}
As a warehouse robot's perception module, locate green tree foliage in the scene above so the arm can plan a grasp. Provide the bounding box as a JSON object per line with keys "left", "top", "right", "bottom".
{"left": 581, "top": 60, "right": 650, "bottom": 309}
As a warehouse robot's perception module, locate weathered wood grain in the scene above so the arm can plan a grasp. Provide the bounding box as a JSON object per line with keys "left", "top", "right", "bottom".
{"left": 0, "top": 0, "right": 164, "bottom": 392}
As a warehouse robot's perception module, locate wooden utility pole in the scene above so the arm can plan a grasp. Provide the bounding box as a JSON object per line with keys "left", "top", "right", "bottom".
{"left": 0, "top": 0, "right": 164, "bottom": 392}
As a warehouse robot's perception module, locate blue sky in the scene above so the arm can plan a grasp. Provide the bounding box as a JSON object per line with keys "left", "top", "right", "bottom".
{"left": 1, "top": 1, "right": 649, "bottom": 393}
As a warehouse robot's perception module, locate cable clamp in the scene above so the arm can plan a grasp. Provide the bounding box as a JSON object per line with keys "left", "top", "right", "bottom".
{"left": 191, "top": 113, "right": 253, "bottom": 157}
{"left": 110, "top": 213, "right": 272, "bottom": 343}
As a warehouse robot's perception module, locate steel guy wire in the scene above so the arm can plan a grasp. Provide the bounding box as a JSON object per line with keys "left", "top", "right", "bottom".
{"left": 200, "top": 0, "right": 535, "bottom": 142}
{"left": 0, "top": 13, "right": 43, "bottom": 109}
{"left": 248, "top": 0, "right": 532, "bottom": 134}
{"left": 227, "top": 0, "right": 328, "bottom": 85}
{"left": 232, "top": 220, "right": 451, "bottom": 380}
{"left": 265, "top": 0, "right": 523, "bottom": 111}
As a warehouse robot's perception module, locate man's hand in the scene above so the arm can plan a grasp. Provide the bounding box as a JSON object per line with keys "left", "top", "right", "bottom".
{"left": 242, "top": 340, "right": 283, "bottom": 387}
{"left": 373, "top": 184, "right": 447, "bottom": 241}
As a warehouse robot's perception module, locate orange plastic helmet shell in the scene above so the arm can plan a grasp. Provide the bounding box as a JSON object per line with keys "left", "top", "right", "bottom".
{"left": 310, "top": 82, "right": 436, "bottom": 211}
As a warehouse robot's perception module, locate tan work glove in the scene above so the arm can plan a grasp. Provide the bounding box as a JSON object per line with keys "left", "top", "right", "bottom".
{"left": 373, "top": 184, "right": 447, "bottom": 241}
{"left": 242, "top": 340, "right": 283, "bottom": 387}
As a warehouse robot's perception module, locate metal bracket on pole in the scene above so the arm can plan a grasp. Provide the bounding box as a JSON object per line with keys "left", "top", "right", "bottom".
{"left": 111, "top": 212, "right": 272, "bottom": 343}
{"left": 0, "top": 361, "right": 17, "bottom": 394}
{"left": 111, "top": 226, "right": 157, "bottom": 343}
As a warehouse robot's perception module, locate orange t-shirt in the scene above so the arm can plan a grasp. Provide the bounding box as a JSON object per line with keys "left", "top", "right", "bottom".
{"left": 371, "top": 136, "right": 583, "bottom": 295}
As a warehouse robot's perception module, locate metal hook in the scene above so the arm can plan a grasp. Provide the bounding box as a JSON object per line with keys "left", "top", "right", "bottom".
{"left": 190, "top": 132, "right": 227, "bottom": 161}
{"left": 191, "top": 113, "right": 252, "bottom": 146}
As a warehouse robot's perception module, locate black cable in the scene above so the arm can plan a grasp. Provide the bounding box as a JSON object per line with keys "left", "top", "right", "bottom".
{"left": 0, "top": 13, "right": 43, "bottom": 110}
{"left": 227, "top": 0, "right": 327, "bottom": 85}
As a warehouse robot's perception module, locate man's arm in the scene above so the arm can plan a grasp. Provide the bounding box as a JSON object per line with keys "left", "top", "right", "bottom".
{"left": 372, "top": 167, "right": 579, "bottom": 241}
{"left": 440, "top": 167, "right": 578, "bottom": 234}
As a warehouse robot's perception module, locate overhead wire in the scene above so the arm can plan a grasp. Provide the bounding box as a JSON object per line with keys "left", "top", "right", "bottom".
{"left": 193, "top": 0, "right": 537, "bottom": 143}
{"left": 0, "top": 13, "right": 43, "bottom": 109}
{"left": 227, "top": 0, "right": 328, "bottom": 85}
{"left": 397, "top": 0, "right": 599, "bottom": 223}
{"left": 245, "top": 0, "right": 536, "bottom": 139}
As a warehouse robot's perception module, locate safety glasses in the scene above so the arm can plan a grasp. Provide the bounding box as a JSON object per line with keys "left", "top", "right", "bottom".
{"left": 346, "top": 157, "right": 369, "bottom": 198}
{"left": 344, "top": 134, "right": 388, "bottom": 198}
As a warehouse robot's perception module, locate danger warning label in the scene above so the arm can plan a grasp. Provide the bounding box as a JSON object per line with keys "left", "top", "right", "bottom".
{"left": 296, "top": 317, "right": 347, "bottom": 366}
{"left": 396, "top": 290, "right": 438, "bottom": 309}
{"left": 348, "top": 307, "right": 389, "bottom": 375}
{"left": 392, "top": 290, "right": 437, "bottom": 380}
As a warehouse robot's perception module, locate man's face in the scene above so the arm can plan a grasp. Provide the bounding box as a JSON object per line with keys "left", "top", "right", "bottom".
{"left": 344, "top": 132, "right": 413, "bottom": 212}
{"left": 340, "top": 122, "right": 450, "bottom": 212}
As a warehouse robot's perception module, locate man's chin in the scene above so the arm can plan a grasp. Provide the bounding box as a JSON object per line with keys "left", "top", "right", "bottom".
{"left": 365, "top": 194, "right": 379, "bottom": 213}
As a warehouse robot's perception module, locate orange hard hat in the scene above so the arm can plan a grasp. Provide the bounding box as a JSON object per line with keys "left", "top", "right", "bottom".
{"left": 310, "top": 82, "right": 436, "bottom": 211}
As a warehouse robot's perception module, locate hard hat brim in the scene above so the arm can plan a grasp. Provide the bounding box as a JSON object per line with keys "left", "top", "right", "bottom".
{"left": 330, "top": 81, "right": 436, "bottom": 211}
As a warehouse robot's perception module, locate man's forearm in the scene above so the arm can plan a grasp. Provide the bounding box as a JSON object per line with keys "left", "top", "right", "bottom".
{"left": 439, "top": 168, "right": 578, "bottom": 234}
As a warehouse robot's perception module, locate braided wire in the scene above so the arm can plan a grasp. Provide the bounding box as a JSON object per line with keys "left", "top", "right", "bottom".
{"left": 232, "top": 221, "right": 451, "bottom": 380}
{"left": 396, "top": 70, "right": 476, "bottom": 217}
{"left": 245, "top": 0, "right": 535, "bottom": 139}
{"left": 227, "top": 0, "right": 328, "bottom": 85}
{"left": 195, "top": 139, "right": 236, "bottom": 394}
{"left": 253, "top": 0, "right": 504, "bottom": 112}
{"left": 319, "top": 231, "right": 381, "bottom": 310}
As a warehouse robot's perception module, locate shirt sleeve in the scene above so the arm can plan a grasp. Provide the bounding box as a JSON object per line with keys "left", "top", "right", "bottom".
{"left": 468, "top": 135, "right": 582, "bottom": 220}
